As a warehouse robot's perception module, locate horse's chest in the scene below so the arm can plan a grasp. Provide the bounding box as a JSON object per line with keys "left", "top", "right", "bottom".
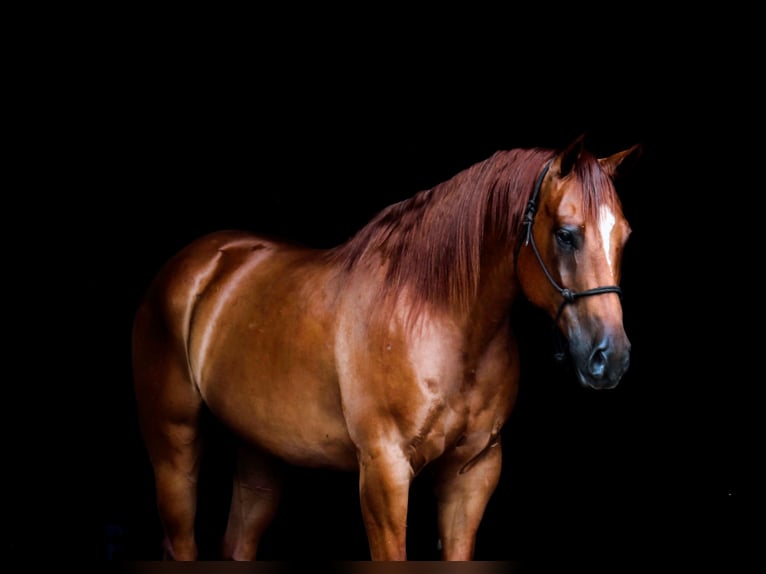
{"left": 405, "top": 377, "right": 510, "bottom": 473}
{"left": 403, "top": 331, "right": 518, "bottom": 472}
{"left": 337, "top": 297, "right": 518, "bottom": 472}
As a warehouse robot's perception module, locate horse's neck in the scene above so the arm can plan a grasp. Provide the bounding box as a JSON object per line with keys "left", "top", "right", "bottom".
{"left": 462, "top": 247, "right": 521, "bottom": 349}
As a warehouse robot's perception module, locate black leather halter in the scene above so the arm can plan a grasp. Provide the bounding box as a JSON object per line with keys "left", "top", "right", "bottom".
{"left": 515, "top": 159, "right": 623, "bottom": 360}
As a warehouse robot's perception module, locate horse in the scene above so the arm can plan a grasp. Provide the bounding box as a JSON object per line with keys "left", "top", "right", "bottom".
{"left": 131, "top": 134, "right": 641, "bottom": 561}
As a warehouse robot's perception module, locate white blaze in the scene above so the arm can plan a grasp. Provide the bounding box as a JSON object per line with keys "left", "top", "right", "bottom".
{"left": 598, "top": 204, "right": 616, "bottom": 274}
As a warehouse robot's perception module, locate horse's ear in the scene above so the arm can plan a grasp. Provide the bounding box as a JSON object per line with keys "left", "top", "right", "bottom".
{"left": 552, "top": 134, "right": 586, "bottom": 178}
{"left": 599, "top": 143, "right": 643, "bottom": 179}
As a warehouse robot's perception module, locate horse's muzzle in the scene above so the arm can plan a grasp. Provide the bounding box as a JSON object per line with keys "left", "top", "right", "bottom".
{"left": 573, "top": 335, "right": 631, "bottom": 390}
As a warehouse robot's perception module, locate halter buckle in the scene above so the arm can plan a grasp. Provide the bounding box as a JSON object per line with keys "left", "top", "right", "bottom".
{"left": 560, "top": 288, "right": 576, "bottom": 303}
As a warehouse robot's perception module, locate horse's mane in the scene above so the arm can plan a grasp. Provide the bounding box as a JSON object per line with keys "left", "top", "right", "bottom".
{"left": 329, "top": 146, "right": 618, "bottom": 316}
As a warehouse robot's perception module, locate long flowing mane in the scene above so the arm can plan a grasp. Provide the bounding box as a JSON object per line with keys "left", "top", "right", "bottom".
{"left": 328, "top": 145, "right": 618, "bottom": 315}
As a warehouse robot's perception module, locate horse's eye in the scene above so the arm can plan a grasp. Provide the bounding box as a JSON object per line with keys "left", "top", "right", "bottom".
{"left": 555, "top": 228, "right": 576, "bottom": 249}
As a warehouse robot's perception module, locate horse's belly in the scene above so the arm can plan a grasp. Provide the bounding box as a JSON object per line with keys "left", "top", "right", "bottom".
{"left": 200, "top": 365, "right": 358, "bottom": 470}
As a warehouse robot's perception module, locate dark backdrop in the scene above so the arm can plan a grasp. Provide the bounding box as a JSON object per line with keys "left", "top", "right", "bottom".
{"left": 5, "top": 11, "right": 755, "bottom": 565}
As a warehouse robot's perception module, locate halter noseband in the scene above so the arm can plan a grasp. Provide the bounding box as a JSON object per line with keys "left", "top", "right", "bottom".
{"left": 515, "top": 158, "right": 623, "bottom": 360}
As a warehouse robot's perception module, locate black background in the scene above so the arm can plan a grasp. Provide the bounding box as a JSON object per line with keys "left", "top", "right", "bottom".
{"left": 5, "top": 8, "right": 756, "bottom": 565}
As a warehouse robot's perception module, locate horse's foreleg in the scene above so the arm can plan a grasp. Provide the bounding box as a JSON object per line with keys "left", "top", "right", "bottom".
{"left": 358, "top": 447, "right": 412, "bottom": 560}
{"left": 222, "top": 445, "right": 283, "bottom": 561}
{"left": 432, "top": 438, "right": 503, "bottom": 560}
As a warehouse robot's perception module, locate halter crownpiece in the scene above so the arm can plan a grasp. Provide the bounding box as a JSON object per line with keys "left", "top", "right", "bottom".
{"left": 517, "top": 158, "right": 623, "bottom": 361}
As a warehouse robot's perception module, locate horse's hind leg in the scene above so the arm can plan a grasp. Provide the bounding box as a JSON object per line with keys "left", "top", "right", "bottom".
{"left": 133, "top": 308, "right": 204, "bottom": 560}
{"left": 222, "top": 445, "right": 284, "bottom": 560}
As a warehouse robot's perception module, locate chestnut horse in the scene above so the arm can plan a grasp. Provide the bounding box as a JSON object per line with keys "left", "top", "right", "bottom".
{"left": 132, "top": 135, "right": 641, "bottom": 560}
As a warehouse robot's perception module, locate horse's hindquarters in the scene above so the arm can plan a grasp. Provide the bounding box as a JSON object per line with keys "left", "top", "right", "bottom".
{"left": 177, "top": 232, "right": 357, "bottom": 469}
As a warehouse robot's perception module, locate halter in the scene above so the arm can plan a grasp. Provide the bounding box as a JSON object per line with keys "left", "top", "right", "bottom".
{"left": 515, "top": 159, "right": 623, "bottom": 361}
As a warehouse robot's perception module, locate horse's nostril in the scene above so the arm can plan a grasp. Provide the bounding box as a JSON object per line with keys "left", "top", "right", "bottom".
{"left": 589, "top": 346, "right": 607, "bottom": 379}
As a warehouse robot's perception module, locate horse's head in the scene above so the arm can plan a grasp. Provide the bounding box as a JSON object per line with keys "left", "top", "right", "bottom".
{"left": 516, "top": 135, "right": 641, "bottom": 389}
